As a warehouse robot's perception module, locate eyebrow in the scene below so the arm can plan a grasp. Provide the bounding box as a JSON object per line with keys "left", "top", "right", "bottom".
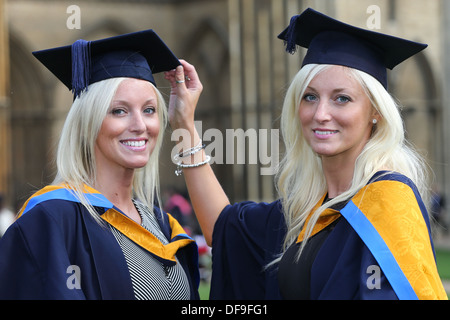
{"left": 305, "top": 86, "right": 354, "bottom": 95}
{"left": 111, "top": 99, "right": 157, "bottom": 106}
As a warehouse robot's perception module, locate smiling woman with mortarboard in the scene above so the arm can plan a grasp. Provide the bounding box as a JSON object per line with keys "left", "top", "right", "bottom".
{"left": 0, "top": 30, "right": 200, "bottom": 300}
{"left": 165, "top": 8, "right": 447, "bottom": 300}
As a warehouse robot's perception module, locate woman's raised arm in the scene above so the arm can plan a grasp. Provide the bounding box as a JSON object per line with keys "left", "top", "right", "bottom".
{"left": 165, "top": 60, "right": 230, "bottom": 245}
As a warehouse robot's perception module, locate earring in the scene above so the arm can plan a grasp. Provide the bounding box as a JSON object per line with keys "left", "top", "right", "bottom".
{"left": 372, "top": 119, "right": 378, "bottom": 125}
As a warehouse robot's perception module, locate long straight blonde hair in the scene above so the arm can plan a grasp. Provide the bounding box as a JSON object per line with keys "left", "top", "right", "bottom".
{"left": 52, "top": 77, "right": 167, "bottom": 222}
{"left": 275, "top": 64, "right": 430, "bottom": 261}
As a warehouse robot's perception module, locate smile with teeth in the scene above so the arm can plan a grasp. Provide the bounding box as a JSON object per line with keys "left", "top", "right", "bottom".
{"left": 314, "top": 130, "right": 338, "bottom": 135}
{"left": 121, "top": 140, "right": 147, "bottom": 148}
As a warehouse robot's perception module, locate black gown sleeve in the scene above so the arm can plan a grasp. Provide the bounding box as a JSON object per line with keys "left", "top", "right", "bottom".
{"left": 209, "top": 200, "right": 285, "bottom": 300}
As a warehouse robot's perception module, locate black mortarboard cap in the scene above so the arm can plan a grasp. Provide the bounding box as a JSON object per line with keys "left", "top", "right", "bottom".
{"left": 32, "top": 29, "right": 180, "bottom": 98}
{"left": 278, "top": 8, "right": 428, "bottom": 89}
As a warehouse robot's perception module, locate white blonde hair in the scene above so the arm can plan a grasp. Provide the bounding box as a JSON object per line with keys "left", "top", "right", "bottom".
{"left": 275, "top": 64, "right": 430, "bottom": 262}
{"left": 52, "top": 77, "right": 167, "bottom": 222}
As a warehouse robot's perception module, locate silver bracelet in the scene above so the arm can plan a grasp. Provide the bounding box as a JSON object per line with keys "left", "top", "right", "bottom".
{"left": 173, "top": 140, "right": 205, "bottom": 161}
{"left": 175, "top": 155, "right": 211, "bottom": 176}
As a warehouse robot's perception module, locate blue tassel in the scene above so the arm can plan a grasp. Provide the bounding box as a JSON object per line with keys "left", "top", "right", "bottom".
{"left": 284, "top": 15, "right": 300, "bottom": 54}
{"left": 71, "top": 39, "right": 91, "bottom": 98}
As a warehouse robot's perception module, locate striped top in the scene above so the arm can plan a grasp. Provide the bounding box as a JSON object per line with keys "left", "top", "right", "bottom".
{"left": 110, "top": 200, "right": 190, "bottom": 300}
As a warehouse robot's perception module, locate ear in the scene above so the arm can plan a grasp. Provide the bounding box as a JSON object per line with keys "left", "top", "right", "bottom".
{"left": 371, "top": 109, "right": 381, "bottom": 124}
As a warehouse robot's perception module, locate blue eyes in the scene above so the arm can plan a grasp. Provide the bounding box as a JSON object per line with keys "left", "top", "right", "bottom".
{"left": 111, "top": 107, "right": 156, "bottom": 116}
{"left": 303, "top": 94, "right": 317, "bottom": 102}
{"left": 111, "top": 108, "right": 125, "bottom": 115}
{"left": 302, "top": 94, "right": 352, "bottom": 104}
{"left": 336, "top": 96, "right": 351, "bottom": 103}
{"left": 143, "top": 107, "right": 156, "bottom": 114}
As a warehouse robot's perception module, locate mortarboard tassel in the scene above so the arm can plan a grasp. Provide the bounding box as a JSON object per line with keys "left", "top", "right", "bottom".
{"left": 284, "top": 15, "right": 300, "bottom": 54}
{"left": 71, "top": 39, "right": 91, "bottom": 98}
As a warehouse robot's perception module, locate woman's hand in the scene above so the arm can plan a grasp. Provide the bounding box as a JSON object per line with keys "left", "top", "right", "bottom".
{"left": 165, "top": 59, "right": 203, "bottom": 133}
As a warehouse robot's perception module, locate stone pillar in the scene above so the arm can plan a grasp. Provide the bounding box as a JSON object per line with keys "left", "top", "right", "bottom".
{"left": 0, "top": 0, "right": 11, "bottom": 205}
{"left": 441, "top": 0, "right": 450, "bottom": 225}
{"left": 227, "top": 0, "right": 302, "bottom": 202}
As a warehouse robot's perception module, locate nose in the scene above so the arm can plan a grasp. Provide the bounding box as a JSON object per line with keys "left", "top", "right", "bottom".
{"left": 313, "top": 100, "right": 332, "bottom": 123}
{"left": 130, "top": 112, "right": 147, "bottom": 133}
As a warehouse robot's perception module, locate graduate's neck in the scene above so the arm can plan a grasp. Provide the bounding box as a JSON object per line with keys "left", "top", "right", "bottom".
{"left": 94, "top": 168, "right": 141, "bottom": 224}
{"left": 321, "top": 156, "right": 355, "bottom": 199}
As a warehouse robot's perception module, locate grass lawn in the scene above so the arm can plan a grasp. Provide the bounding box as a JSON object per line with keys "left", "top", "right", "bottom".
{"left": 436, "top": 248, "right": 450, "bottom": 297}
{"left": 199, "top": 281, "right": 211, "bottom": 300}
{"left": 436, "top": 248, "right": 450, "bottom": 280}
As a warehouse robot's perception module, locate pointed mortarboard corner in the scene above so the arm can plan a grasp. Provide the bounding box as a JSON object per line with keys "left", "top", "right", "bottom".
{"left": 278, "top": 8, "right": 428, "bottom": 89}
{"left": 32, "top": 29, "right": 180, "bottom": 98}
